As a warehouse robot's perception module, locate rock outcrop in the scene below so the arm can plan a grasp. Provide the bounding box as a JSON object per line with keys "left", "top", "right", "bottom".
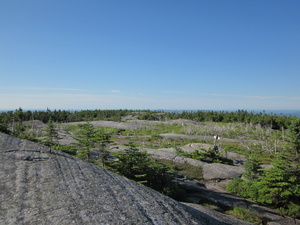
{"left": 0, "top": 133, "right": 252, "bottom": 225}
{"left": 144, "top": 148, "right": 245, "bottom": 181}
{"left": 201, "top": 163, "right": 244, "bottom": 180}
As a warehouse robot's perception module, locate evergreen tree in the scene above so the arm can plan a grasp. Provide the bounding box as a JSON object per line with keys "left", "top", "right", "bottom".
{"left": 93, "top": 128, "right": 111, "bottom": 167}
{"left": 44, "top": 118, "right": 59, "bottom": 146}
{"left": 74, "top": 122, "right": 112, "bottom": 163}
{"left": 12, "top": 107, "right": 25, "bottom": 136}
{"left": 74, "top": 122, "right": 96, "bottom": 161}
{"left": 0, "top": 113, "right": 9, "bottom": 133}
{"left": 109, "top": 141, "right": 170, "bottom": 188}
{"left": 243, "top": 151, "right": 263, "bottom": 180}
{"left": 108, "top": 141, "right": 185, "bottom": 199}
{"left": 288, "top": 118, "right": 300, "bottom": 157}
{"left": 255, "top": 154, "right": 300, "bottom": 207}
{"left": 111, "top": 141, "right": 149, "bottom": 183}
{"left": 227, "top": 153, "right": 300, "bottom": 218}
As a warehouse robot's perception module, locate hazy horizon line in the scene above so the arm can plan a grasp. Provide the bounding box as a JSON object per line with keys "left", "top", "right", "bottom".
{"left": 1, "top": 108, "right": 300, "bottom": 113}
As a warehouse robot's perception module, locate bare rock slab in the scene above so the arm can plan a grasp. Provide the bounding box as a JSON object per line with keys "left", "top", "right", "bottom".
{"left": 0, "top": 132, "right": 251, "bottom": 225}
{"left": 202, "top": 163, "right": 244, "bottom": 180}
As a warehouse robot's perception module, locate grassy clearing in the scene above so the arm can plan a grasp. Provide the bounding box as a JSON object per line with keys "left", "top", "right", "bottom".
{"left": 155, "top": 159, "right": 203, "bottom": 180}
{"left": 225, "top": 206, "right": 263, "bottom": 225}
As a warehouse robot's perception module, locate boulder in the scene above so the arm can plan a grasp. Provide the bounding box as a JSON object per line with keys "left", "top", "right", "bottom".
{"left": 202, "top": 163, "right": 244, "bottom": 180}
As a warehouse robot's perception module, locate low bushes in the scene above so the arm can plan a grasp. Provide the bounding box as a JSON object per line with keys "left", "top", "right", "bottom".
{"left": 225, "top": 206, "right": 263, "bottom": 225}
{"left": 176, "top": 149, "right": 234, "bottom": 165}
{"left": 107, "top": 142, "right": 186, "bottom": 200}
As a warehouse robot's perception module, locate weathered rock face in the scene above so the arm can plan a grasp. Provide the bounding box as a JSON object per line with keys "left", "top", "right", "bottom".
{"left": 0, "top": 133, "right": 252, "bottom": 225}
{"left": 202, "top": 163, "right": 244, "bottom": 180}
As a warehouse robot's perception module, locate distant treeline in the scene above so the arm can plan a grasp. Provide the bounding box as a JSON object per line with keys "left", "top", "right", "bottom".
{"left": 0, "top": 108, "right": 298, "bottom": 131}
{"left": 163, "top": 110, "right": 296, "bottom": 129}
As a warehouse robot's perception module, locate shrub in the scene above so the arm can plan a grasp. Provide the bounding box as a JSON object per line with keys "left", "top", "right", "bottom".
{"left": 154, "top": 159, "right": 203, "bottom": 180}
{"left": 227, "top": 153, "right": 300, "bottom": 219}
{"left": 278, "top": 202, "right": 300, "bottom": 219}
{"left": 107, "top": 142, "right": 186, "bottom": 200}
{"left": 176, "top": 149, "right": 233, "bottom": 165}
{"left": 174, "top": 162, "right": 203, "bottom": 180}
{"left": 53, "top": 144, "right": 77, "bottom": 155}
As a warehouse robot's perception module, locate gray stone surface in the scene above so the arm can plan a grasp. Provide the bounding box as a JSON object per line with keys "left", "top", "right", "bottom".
{"left": 0, "top": 132, "right": 252, "bottom": 225}
{"left": 202, "top": 163, "right": 244, "bottom": 180}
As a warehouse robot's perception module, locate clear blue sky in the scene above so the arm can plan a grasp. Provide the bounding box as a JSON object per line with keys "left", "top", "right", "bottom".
{"left": 1, "top": 0, "right": 299, "bottom": 110}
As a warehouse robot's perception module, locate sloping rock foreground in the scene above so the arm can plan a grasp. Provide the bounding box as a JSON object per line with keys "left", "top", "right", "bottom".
{"left": 0, "top": 133, "right": 252, "bottom": 225}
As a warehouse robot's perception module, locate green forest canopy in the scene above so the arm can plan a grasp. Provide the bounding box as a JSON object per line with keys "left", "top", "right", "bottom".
{"left": 1, "top": 108, "right": 298, "bottom": 130}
